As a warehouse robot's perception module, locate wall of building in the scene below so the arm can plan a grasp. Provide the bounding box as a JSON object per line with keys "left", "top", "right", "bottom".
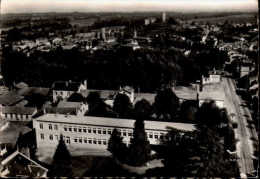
{"left": 202, "top": 75, "right": 221, "bottom": 85}
{"left": 0, "top": 113, "right": 33, "bottom": 121}
{"left": 53, "top": 90, "right": 73, "bottom": 102}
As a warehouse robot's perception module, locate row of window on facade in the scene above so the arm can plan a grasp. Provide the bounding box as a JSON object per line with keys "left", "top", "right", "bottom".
{"left": 40, "top": 133, "right": 108, "bottom": 145}
{"left": 39, "top": 122, "right": 167, "bottom": 140}
{"left": 3, "top": 113, "right": 30, "bottom": 120}
{"left": 39, "top": 123, "right": 58, "bottom": 130}
{"left": 54, "top": 91, "right": 72, "bottom": 96}
{"left": 63, "top": 125, "right": 134, "bottom": 137}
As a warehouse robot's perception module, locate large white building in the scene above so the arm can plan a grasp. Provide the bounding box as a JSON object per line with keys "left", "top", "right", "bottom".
{"left": 33, "top": 114, "right": 195, "bottom": 154}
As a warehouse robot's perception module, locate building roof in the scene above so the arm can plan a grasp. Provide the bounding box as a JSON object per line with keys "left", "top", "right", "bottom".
{"left": 44, "top": 107, "right": 77, "bottom": 115}
{"left": 198, "top": 91, "right": 225, "bottom": 101}
{"left": 35, "top": 113, "right": 196, "bottom": 132}
{"left": 52, "top": 81, "right": 81, "bottom": 91}
{"left": 0, "top": 92, "right": 24, "bottom": 106}
{"left": 15, "top": 82, "right": 28, "bottom": 89}
{"left": 120, "top": 86, "right": 134, "bottom": 93}
{"left": 1, "top": 150, "right": 48, "bottom": 177}
{"left": 2, "top": 106, "right": 36, "bottom": 115}
{"left": 81, "top": 89, "right": 117, "bottom": 100}
{"left": 17, "top": 87, "right": 50, "bottom": 97}
{"left": 174, "top": 86, "right": 197, "bottom": 100}
{"left": 134, "top": 93, "right": 156, "bottom": 105}
{"left": 57, "top": 101, "right": 83, "bottom": 109}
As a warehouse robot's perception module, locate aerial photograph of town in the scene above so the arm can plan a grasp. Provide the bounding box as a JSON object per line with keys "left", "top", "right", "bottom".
{"left": 0, "top": 0, "right": 259, "bottom": 178}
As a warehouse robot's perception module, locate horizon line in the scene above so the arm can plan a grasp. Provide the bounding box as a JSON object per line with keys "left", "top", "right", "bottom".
{"left": 1, "top": 9, "right": 258, "bottom": 15}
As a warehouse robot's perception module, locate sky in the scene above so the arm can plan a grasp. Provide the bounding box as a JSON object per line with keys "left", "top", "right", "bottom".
{"left": 1, "top": 0, "right": 258, "bottom": 14}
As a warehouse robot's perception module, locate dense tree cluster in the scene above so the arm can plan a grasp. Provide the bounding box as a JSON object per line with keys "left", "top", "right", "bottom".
{"left": 2, "top": 39, "right": 227, "bottom": 92}
{"left": 149, "top": 101, "right": 240, "bottom": 177}
{"left": 153, "top": 88, "right": 180, "bottom": 120}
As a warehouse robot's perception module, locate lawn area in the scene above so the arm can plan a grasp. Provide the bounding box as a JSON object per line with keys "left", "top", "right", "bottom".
{"left": 73, "top": 156, "right": 135, "bottom": 177}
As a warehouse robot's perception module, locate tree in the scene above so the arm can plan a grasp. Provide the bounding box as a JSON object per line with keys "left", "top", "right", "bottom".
{"left": 195, "top": 100, "right": 224, "bottom": 129}
{"left": 153, "top": 88, "right": 179, "bottom": 120}
{"left": 127, "top": 119, "right": 151, "bottom": 166}
{"left": 180, "top": 100, "right": 198, "bottom": 121}
{"left": 67, "top": 92, "right": 85, "bottom": 102}
{"left": 48, "top": 135, "right": 73, "bottom": 177}
{"left": 113, "top": 93, "right": 133, "bottom": 118}
{"left": 158, "top": 100, "right": 240, "bottom": 177}
{"left": 134, "top": 99, "right": 152, "bottom": 120}
{"left": 107, "top": 128, "right": 128, "bottom": 162}
{"left": 25, "top": 93, "right": 47, "bottom": 109}
{"left": 15, "top": 130, "right": 37, "bottom": 159}
{"left": 160, "top": 129, "right": 196, "bottom": 176}
{"left": 86, "top": 91, "right": 109, "bottom": 116}
{"left": 191, "top": 125, "right": 239, "bottom": 177}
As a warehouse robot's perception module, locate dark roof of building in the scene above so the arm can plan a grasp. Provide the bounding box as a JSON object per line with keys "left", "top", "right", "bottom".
{"left": 17, "top": 87, "right": 50, "bottom": 97}
{"left": 53, "top": 81, "right": 81, "bottom": 91}
{"left": 57, "top": 101, "right": 82, "bottom": 109}
{"left": 15, "top": 82, "right": 28, "bottom": 89}
{"left": 0, "top": 92, "right": 24, "bottom": 106}
{"left": 2, "top": 106, "right": 36, "bottom": 115}
{"left": 1, "top": 150, "right": 48, "bottom": 177}
{"left": 81, "top": 89, "right": 117, "bottom": 100}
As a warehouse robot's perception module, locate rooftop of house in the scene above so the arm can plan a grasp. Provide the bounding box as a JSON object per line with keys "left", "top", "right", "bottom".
{"left": 1, "top": 106, "right": 36, "bottom": 115}
{"left": 120, "top": 86, "right": 134, "bottom": 93}
{"left": 34, "top": 113, "right": 196, "bottom": 132}
{"left": 1, "top": 150, "right": 48, "bottom": 177}
{"left": 14, "top": 82, "right": 29, "bottom": 89}
{"left": 133, "top": 93, "right": 156, "bottom": 105}
{"left": 57, "top": 101, "right": 84, "bottom": 109}
{"left": 52, "top": 81, "right": 82, "bottom": 91}
{"left": 17, "top": 87, "right": 50, "bottom": 97}
{"left": 174, "top": 86, "right": 197, "bottom": 101}
{"left": 0, "top": 92, "right": 24, "bottom": 106}
{"left": 81, "top": 89, "right": 117, "bottom": 100}
{"left": 198, "top": 91, "right": 225, "bottom": 101}
{"left": 44, "top": 107, "right": 77, "bottom": 116}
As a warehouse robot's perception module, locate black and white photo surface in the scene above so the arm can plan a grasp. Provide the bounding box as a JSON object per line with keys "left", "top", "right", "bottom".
{"left": 0, "top": 0, "right": 259, "bottom": 178}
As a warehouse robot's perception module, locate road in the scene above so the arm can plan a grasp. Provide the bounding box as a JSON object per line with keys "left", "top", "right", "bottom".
{"left": 223, "top": 77, "right": 257, "bottom": 178}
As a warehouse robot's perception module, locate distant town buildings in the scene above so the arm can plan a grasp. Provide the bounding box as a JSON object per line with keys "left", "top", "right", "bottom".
{"left": 144, "top": 17, "right": 157, "bottom": 25}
